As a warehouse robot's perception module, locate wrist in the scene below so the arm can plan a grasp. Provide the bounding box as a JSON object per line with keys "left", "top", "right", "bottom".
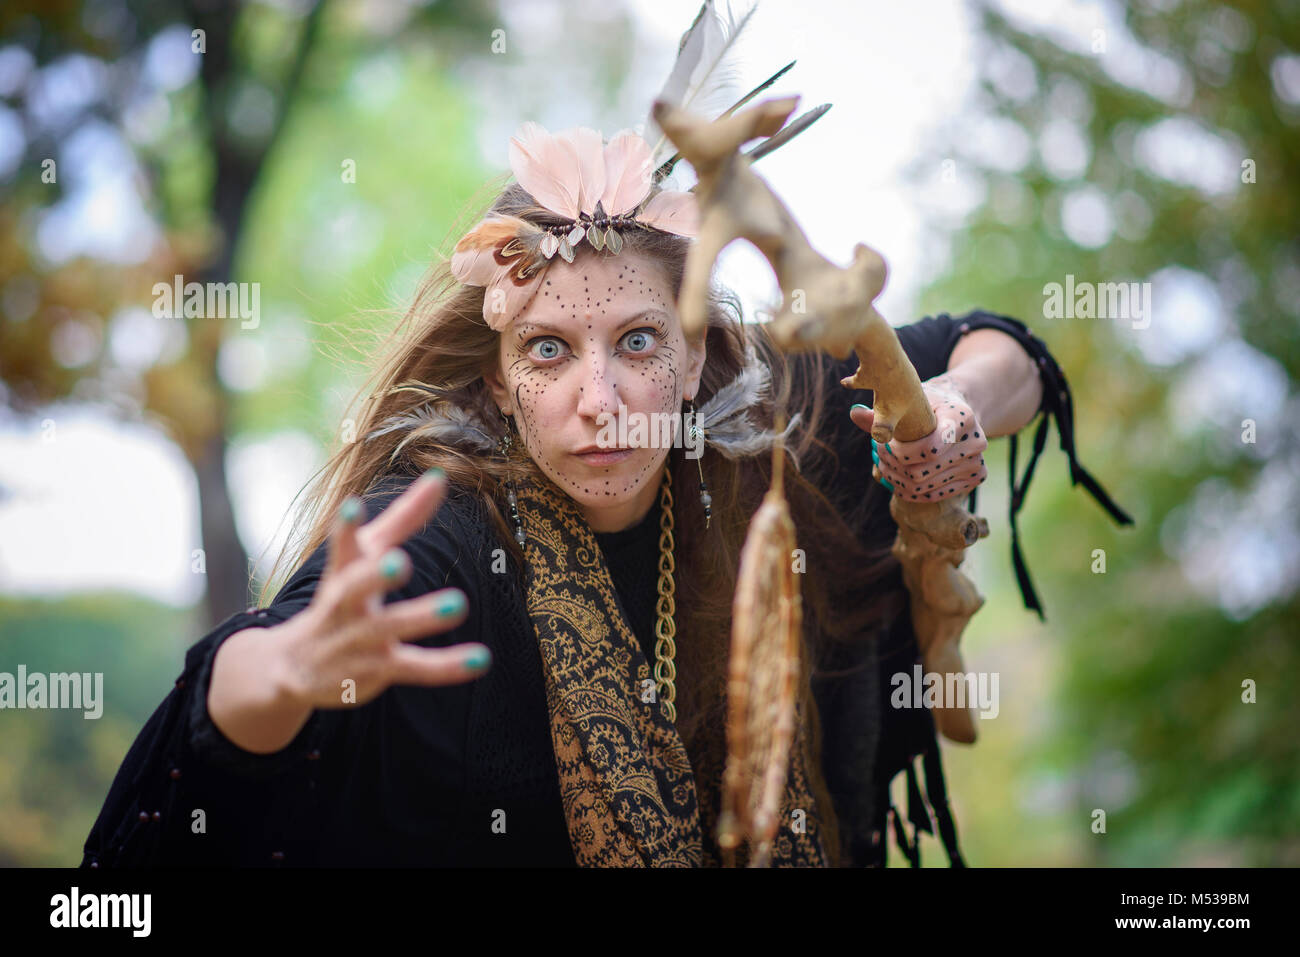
{"left": 216, "top": 619, "right": 306, "bottom": 713}
{"left": 262, "top": 618, "right": 312, "bottom": 712}
{"left": 926, "top": 371, "right": 978, "bottom": 414}
{"left": 206, "top": 617, "right": 317, "bottom": 757}
{"left": 941, "top": 327, "right": 1044, "bottom": 438}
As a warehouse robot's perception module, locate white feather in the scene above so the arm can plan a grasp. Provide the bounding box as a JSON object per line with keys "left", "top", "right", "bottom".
{"left": 696, "top": 360, "right": 801, "bottom": 460}
{"left": 705, "top": 411, "right": 802, "bottom": 459}
{"left": 366, "top": 402, "right": 497, "bottom": 454}
{"left": 644, "top": 0, "right": 761, "bottom": 171}
{"left": 697, "top": 359, "right": 769, "bottom": 427}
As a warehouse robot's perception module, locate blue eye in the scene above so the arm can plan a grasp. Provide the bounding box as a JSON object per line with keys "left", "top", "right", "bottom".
{"left": 621, "top": 329, "right": 656, "bottom": 353}
{"left": 528, "top": 337, "right": 567, "bottom": 361}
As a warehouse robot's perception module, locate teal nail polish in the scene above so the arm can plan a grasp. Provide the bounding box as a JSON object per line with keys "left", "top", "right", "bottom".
{"left": 379, "top": 550, "right": 405, "bottom": 580}
{"left": 340, "top": 497, "right": 362, "bottom": 524}
{"left": 870, "top": 438, "right": 893, "bottom": 492}
{"left": 422, "top": 466, "right": 445, "bottom": 482}
{"left": 434, "top": 591, "right": 466, "bottom": 618}
{"left": 850, "top": 403, "right": 870, "bottom": 413}
{"left": 464, "top": 646, "right": 491, "bottom": 671}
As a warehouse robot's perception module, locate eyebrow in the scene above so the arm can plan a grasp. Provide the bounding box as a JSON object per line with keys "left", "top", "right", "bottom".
{"left": 516, "top": 308, "right": 671, "bottom": 337}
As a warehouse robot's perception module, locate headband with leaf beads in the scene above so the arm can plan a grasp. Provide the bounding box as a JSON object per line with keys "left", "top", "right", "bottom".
{"left": 450, "top": 122, "right": 699, "bottom": 331}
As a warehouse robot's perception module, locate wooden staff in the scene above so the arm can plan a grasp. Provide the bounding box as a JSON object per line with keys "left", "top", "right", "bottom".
{"left": 654, "top": 94, "right": 991, "bottom": 861}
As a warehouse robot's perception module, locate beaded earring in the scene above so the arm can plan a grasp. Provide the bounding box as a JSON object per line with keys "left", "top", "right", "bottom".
{"left": 686, "top": 399, "right": 711, "bottom": 529}
{"left": 498, "top": 411, "right": 525, "bottom": 546}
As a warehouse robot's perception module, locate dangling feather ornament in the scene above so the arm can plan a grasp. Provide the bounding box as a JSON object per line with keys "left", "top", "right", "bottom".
{"left": 696, "top": 361, "right": 802, "bottom": 458}
{"left": 718, "top": 420, "right": 802, "bottom": 868}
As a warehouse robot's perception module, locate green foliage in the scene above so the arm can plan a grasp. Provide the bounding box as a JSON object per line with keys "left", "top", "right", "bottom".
{"left": 0, "top": 595, "right": 195, "bottom": 866}
{"left": 917, "top": 0, "right": 1300, "bottom": 864}
{"left": 232, "top": 48, "right": 489, "bottom": 439}
{"left": 0, "top": 0, "right": 504, "bottom": 866}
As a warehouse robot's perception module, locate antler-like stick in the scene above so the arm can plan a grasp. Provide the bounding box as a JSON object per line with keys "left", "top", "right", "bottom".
{"left": 654, "top": 97, "right": 990, "bottom": 817}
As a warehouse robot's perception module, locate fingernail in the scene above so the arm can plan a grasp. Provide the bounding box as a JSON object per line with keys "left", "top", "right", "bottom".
{"left": 433, "top": 590, "right": 466, "bottom": 618}
{"left": 464, "top": 645, "right": 491, "bottom": 671}
{"left": 379, "top": 549, "right": 406, "bottom": 580}
{"left": 850, "top": 403, "right": 870, "bottom": 413}
{"left": 422, "top": 466, "right": 445, "bottom": 483}
{"left": 870, "top": 438, "right": 879, "bottom": 466}
{"left": 879, "top": 476, "right": 894, "bottom": 492}
{"left": 340, "top": 497, "right": 363, "bottom": 524}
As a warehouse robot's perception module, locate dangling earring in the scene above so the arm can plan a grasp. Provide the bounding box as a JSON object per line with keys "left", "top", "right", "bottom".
{"left": 498, "top": 410, "right": 525, "bottom": 546}
{"left": 686, "top": 399, "right": 711, "bottom": 529}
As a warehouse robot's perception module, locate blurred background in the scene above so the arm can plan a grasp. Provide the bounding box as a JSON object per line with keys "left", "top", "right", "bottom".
{"left": 0, "top": 0, "right": 1296, "bottom": 866}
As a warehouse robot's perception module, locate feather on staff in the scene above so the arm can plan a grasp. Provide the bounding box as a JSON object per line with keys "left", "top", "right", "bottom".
{"left": 644, "top": 0, "right": 760, "bottom": 173}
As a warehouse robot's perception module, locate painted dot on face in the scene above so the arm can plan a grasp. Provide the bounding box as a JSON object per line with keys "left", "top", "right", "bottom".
{"left": 494, "top": 251, "right": 698, "bottom": 525}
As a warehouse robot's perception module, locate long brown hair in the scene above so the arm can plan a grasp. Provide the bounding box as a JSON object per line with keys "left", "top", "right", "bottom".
{"left": 257, "top": 178, "right": 907, "bottom": 864}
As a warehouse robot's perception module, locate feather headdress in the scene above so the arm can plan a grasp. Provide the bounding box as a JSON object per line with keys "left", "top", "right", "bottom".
{"left": 450, "top": 124, "right": 699, "bottom": 331}
{"left": 447, "top": 0, "right": 829, "bottom": 333}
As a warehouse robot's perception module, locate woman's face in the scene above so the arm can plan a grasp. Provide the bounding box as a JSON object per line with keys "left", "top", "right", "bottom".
{"left": 486, "top": 249, "right": 706, "bottom": 533}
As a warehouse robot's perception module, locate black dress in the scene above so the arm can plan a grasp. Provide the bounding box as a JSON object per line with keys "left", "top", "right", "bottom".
{"left": 82, "top": 310, "right": 1094, "bottom": 868}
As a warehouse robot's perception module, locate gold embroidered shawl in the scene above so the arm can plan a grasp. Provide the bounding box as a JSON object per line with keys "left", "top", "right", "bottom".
{"left": 514, "top": 471, "right": 829, "bottom": 867}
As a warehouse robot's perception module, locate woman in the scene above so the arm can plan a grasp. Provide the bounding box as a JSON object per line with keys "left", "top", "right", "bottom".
{"left": 82, "top": 122, "right": 1072, "bottom": 869}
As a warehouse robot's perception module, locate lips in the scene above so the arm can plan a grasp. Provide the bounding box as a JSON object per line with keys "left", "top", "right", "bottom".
{"left": 573, "top": 447, "right": 635, "bottom": 466}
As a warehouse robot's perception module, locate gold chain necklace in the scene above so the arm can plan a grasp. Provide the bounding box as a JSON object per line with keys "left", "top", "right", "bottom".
{"left": 653, "top": 467, "right": 678, "bottom": 723}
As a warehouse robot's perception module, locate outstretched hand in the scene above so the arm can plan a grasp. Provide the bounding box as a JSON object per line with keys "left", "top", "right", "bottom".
{"left": 273, "top": 467, "right": 490, "bottom": 710}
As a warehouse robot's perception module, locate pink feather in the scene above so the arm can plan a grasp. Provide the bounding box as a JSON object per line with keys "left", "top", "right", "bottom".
{"left": 509, "top": 122, "right": 582, "bottom": 218}
{"left": 600, "top": 130, "right": 654, "bottom": 215}
{"left": 482, "top": 265, "right": 545, "bottom": 331}
{"left": 464, "top": 123, "right": 699, "bottom": 328}
{"left": 451, "top": 215, "right": 538, "bottom": 286}
{"left": 451, "top": 246, "right": 499, "bottom": 286}
{"left": 560, "top": 127, "right": 606, "bottom": 215}
{"left": 640, "top": 190, "right": 700, "bottom": 238}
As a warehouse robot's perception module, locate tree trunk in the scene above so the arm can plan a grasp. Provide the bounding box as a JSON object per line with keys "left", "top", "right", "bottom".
{"left": 184, "top": 0, "right": 326, "bottom": 626}
{"left": 195, "top": 428, "right": 250, "bottom": 622}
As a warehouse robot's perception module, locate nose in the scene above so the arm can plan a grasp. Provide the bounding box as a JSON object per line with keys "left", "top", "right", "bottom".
{"left": 575, "top": 350, "right": 621, "bottom": 421}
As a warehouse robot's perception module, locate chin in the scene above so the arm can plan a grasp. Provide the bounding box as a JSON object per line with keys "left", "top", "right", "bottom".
{"left": 548, "top": 450, "right": 662, "bottom": 508}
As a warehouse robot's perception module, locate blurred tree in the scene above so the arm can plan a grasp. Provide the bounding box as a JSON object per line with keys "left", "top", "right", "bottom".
{"left": 0, "top": 0, "right": 651, "bottom": 867}
{"left": 0, "top": 0, "right": 500, "bottom": 624}
{"left": 914, "top": 0, "right": 1299, "bottom": 863}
